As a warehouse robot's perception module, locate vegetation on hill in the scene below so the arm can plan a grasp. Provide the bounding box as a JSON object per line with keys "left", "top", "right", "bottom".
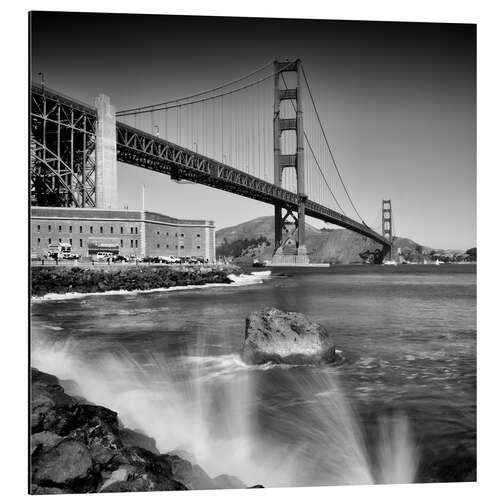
{"left": 217, "top": 236, "right": 270, "bottom": 259}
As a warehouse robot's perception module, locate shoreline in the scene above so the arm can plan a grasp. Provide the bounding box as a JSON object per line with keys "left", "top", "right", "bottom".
{"left": 32, "top": 270, "right": 272, "bottom": 302}
{"left": 30, "top": 264, "right": 247, "bottom": 298}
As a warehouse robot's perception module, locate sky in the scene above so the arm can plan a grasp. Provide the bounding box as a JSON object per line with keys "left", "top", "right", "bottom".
{"left": 30, "top": 12, "right": 476, "bottom": 249}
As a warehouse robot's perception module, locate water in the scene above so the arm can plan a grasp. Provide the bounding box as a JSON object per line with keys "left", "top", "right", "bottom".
{"left": 31, "top": 265, "right": 476, "bottom": 487}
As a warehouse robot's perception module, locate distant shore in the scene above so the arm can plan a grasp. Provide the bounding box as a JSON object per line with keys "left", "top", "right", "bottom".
{"left": 31, "top": 264, "right": 242, "bottom": 297}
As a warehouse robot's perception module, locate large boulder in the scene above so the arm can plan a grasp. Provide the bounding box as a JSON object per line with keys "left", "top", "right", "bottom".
{"left": 242, "top": 307, "right": 335, "bottom": 365}
{"left": 31, "top": 369, "right": 77, "bottom": 434}
{"left": 31, "top": 439, "right": 93, "bottom": 487}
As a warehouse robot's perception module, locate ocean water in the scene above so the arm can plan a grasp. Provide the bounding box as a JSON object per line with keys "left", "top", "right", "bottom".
{"left": 31, "top": 265, "right": 476, "bottom": 487}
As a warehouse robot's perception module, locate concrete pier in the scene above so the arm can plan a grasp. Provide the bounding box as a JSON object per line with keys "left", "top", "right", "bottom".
{"left": 95, "top": 94, "right": 118, "bottom": 209}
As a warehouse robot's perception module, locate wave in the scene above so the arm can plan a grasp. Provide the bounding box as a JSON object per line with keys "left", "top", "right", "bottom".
{"left": 178, "top": 354, "right": 299, "bottom": 380}
{"left": 32, "top": 271, "right": 272, "bottom": 302}
{"left": 31, "top": 333, "right": 418, "bottom": 487}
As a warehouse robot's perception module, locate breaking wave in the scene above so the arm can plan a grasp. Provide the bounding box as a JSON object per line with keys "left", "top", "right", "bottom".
{"left": 31, "top": 327, "right": 418, "bottom": 487}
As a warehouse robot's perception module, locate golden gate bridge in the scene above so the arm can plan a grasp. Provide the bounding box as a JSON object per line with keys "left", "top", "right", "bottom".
{"left": 30, "top": 59, "right": 393, "bottom": 264}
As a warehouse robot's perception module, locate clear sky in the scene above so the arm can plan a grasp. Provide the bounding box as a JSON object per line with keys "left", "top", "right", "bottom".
{"left": 30, "top": 12, "right": 476, "bottom": 249}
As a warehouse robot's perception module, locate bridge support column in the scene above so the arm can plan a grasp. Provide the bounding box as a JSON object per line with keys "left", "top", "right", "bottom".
{"left": 271, "top": 59, "right": 309, "bottom": 265}
{"left": 95, "top": 94, "right": 118, "bottom": 209}
{"left": 297, "top": 195, "right": 308, "bottom": 263}
{"left": 382, "top": 199, "right": 393, "bottom": 261}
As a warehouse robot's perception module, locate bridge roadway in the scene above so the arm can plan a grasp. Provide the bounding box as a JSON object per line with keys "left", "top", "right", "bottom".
{"left": 30, "top": 83, "right": 390, "bottom": 248}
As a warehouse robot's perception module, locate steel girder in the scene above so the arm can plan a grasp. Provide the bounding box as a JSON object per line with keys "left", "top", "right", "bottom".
{"left": 116, "top": 123, "right": 299, "bottom": 208}
{"left": 30, "top": 84, "right": 97, "bottom": 207}
{"left": 116, "top": 122, "right": 391, "bottom": 247}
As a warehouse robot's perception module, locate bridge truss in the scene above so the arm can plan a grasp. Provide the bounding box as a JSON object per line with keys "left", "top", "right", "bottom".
{"left": 30, "top": 84, "right": 96, "bottom": 207}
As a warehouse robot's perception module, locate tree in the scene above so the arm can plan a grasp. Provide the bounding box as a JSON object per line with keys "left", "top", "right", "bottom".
{"left": 465, "top": 247, "right": 477, "bottom": 261}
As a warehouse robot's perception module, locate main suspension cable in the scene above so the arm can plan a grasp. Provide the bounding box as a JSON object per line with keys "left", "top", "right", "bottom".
{"left": 301, "top": 66, "right": 367, "bottom": 224}
{"left": 117, "top": 59, "right": 274, "bottom": 116}
{"left": 118, "top": 62, "right": 295, "bottom": 117}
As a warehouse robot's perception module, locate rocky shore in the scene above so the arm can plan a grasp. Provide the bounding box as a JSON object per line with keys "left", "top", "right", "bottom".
{"left": 30, "top": 368, "right": 251, "bottom": 494}
{"left": 31, "top": 265, "right": 242, "bottom": 297}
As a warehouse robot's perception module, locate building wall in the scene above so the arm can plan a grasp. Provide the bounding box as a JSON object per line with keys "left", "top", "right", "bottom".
{"left": 31, "top": 207, "right": 215, "bottom": 261}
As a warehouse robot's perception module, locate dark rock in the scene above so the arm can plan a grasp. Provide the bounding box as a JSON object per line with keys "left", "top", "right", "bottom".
{"left": 31, "top": 266, "right": 239, "bottom": 297}
{"left": 30, "top": 368, "right": 247, "bottom": 494}
{"left": 31, "top": 369, "right": 77, "bottom": 434}
{"left": 119, "top": 428, "right": 159, "bottom": 454}
{"left": 101, "top": 476, "right": 187, "bottom": 493}
{"left": 31, "top": 431, "right": 63, "bottom": 455}
{"left": 31, "top": 485, "right": 71, "bottom": 494}
{"left": 31, "top": 439, "right": 92, "bottom": 486}
{"left": 242, "top": 307, "right": 335, "bottom": 365}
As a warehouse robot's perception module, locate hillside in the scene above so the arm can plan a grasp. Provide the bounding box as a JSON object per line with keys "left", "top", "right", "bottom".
{"left": 216, "top": 216, "right": 327, "bottom": 262}
{"left": 215, "top": 216, "right": 474, "bottom": 264}
{"left": 216, "top": 216, "right": 322, "bottom": 245}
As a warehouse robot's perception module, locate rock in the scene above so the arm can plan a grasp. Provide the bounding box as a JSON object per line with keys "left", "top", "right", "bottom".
{"left": 30, "top": 368, "right": 247, "bottom": 493}
{"left": 31, "top": 369, "right": 77, "bottom": 434}
{"left": 213, "top": 474, "right": 247, "bottom": 489}
{"left": 167, "top": 454, "right": 215, "bottom": 490}
{"left": 31, "top": 439, "right": 92, "bottom": 486}
{"left": 31, "top": 266, "right": 238, "bottom": 297}
{"left": 30, "top": 485, "right": 71, "bottom": 494}
{"left": 242, "top": 307, "right": 335, "bottom": 365}
{"left": 98, "top": 466, "right": 130, "bottom": 491}
{"left": 59, "top": 378, "right": 83, "bottom": 398}
{"left": 119, "top": 428, "right": 159, "bottom": 454}
{"left": 100, "top": 476, "right": 187, "bottom": 493}
{"left": 30, "top": 431, "right": 63, "bottom": 455}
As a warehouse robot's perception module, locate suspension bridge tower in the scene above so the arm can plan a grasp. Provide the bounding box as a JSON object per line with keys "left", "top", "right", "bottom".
{"left": 272, "top": 59, "right": 309, "bottom": 265}
{"left": 382, "top": 199, "right": 393, "bottom": 260}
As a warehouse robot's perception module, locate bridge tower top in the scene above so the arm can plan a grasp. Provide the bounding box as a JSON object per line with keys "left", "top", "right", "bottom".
{"left": 382, "top": 200, "right": 392, "bottom": 240}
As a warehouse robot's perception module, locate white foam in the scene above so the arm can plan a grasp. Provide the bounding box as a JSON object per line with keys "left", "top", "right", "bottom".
{"left": 32, "top": 271, "right": 271, "bottom": 302}
{"left": 31, "top": 334, "right": 418, "bottom": 487}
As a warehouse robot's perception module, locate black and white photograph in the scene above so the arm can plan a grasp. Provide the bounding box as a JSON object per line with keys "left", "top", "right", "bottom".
{"left": 24, "top": 6, "right": 482, "bottom": 497}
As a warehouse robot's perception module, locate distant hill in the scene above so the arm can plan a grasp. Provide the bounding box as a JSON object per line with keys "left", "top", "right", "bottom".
{"left": 215, "top": 216, "right": 321, "bottom": 245}
{"left": 215, "top": 216, "right": 473, "bottom": 264}
{"left": 313, "top": 230, "right": 433, "bottom": 264}
{"left": 216, "top": 216, "right": 327, "bottom": 261}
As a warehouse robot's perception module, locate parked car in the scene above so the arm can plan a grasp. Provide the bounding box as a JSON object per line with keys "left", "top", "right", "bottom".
{"left": 62, "top": 252, "right": 81, "bottom": 260}
{"left": 95, "top": 251, "right": 114, "bottom": 261}
{"left": 112, "top": 255, "right": 128, "bottom": 263}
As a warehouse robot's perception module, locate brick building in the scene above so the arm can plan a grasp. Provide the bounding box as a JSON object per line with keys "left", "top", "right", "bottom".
{"left": 31, "top": 207, "right": 216, "bottom": 261}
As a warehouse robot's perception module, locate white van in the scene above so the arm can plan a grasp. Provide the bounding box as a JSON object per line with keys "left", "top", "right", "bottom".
{"left": 95, "top": 251, "right": 113, "bottom": 261}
